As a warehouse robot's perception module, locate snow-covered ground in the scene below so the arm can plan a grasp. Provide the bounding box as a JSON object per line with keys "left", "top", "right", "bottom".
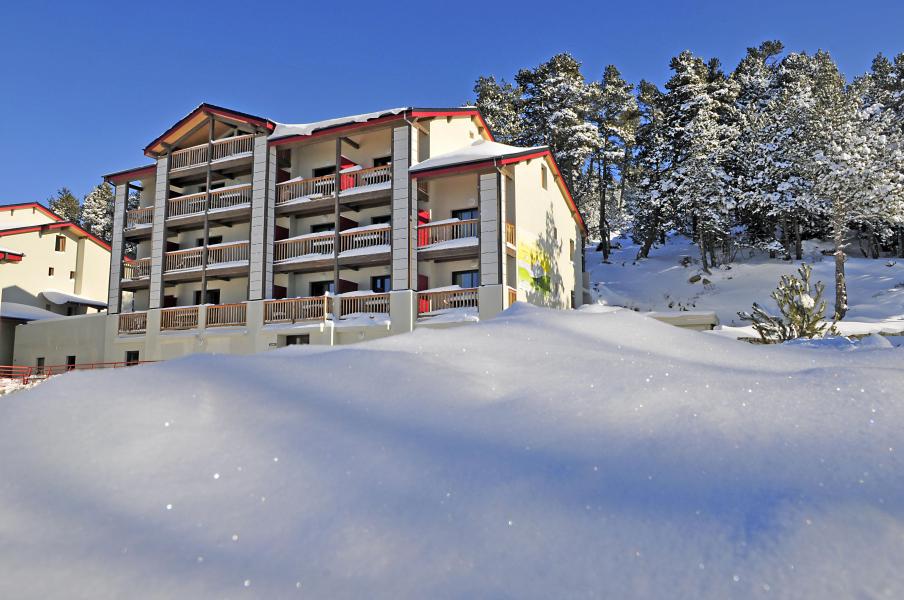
{"left": 1, "top": 304, "right": 902, "bottom": 598}
{"left": 589, "top": 235, "right": 904, "bottom": 333}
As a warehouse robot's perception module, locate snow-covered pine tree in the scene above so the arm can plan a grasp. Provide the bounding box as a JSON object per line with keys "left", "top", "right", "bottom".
{"left": 80, "top": 182, "right": 115, "bottom": 243}
{"left": 590, "top": 64, "right": 637, "bottom": 260}
{"left": 472, "top": 76, "right": 523, "bottom": 145}
{"left": 515, "top": 53, "right": 601, "bottom": 203}
{"left": 631, "top": 80, "right": 673, "bottom": 259}
{"left": 47, "top": 188, "right": 81, "bottom": 223}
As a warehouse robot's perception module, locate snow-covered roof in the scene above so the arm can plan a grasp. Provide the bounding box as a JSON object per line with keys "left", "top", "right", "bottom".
{"left": 0, "top": 302, "right": 61, "bottom": 321}
{"left": 409, "top": 139, "right": 547, "bottom": 174}
{"left": 0, "top": 246, "right": 23, "bottom": 256}
{"left": 41, "top": 290, "right": 107, "bottom": 308}
{"left": 270, "top": 107, "right": 409, "bottom": 140}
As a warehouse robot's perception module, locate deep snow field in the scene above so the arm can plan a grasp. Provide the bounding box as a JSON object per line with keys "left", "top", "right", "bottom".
{"left": 1, "top": 303, "right": 903, "bottom": 598}
{"left": 590, "top": 235, "right": 904, "bottom": 336}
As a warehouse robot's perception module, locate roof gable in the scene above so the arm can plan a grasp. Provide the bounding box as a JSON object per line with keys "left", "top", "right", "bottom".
{"left": 144, "top": 103, "right": 275, "bottom": 157}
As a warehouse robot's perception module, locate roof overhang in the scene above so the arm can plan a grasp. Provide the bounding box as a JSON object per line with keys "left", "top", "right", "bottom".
{"left": 104, "top": 164, "right": 156, "bottom": 185}
{"left": 144, "top": 103, "right": 275, "bottom": 157}
{"left": 0, "top": 221, "right": 112, "bottom": 252}
{"left": 410, "top": 149, "right": 587, "bottom": 236}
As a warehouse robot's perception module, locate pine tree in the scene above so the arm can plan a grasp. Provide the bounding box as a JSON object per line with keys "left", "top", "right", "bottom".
{"left": 80, "top": 182, "right": 115, "bottom": 243}
{"left": 631, "top": 80, "right": 673, "bottom": 259}
{"left": 472, "top": 76, "right": 523, "bottom": 145}
{"left": 515, "top": 53, "right": 601, "bottom": 200}
{"left": 47, "top": 188, "right": 81, "bottom": 223}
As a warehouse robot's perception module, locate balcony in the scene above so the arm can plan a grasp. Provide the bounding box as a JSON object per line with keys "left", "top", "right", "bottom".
{"left": 118, "top": 311, "right": 147, "bottom": 334}
{"left": 206, "top": 303, "right": 247, "bottom": 327}
{"left": 167, "top": 183, "right": 252, "bottom": 227}
{"left": 160, "top": 306, "right": 200, "bottom": 331}
{"left": 505, "top": 222, "right": 516, "bottom": 248}
{"left": 338, "top": 225, "right": 391, "bottom": 266}
{"left": 275, "top": 165, "right": 392, "bottom": 216}
{"left": 273, "top": 232, "right": 334, "bottom": 273}
{"left": 163, "top": 240, "right": 250, "bottom": 281}
{"left": 336, "top": 292, "right": 389, "bottom": 318}
{"left": 417, "top": 287, "right": 479, "bottom": 319}
{"left": 169, "top": 134, "right": 255, "bottom": 173}
{"left": 417, "top": 218, "right": 479, "bottom": 260}
{"left": 121, "top": 258, "right": 152, "bottom": 289}
{"left": 124, "top": 207, "right": 154, "bottom": 235}
{"left": 263, "top": 296, "right": 330, "bottom": 324}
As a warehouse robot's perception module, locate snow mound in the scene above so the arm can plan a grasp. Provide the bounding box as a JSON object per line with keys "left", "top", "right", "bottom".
{"left": 1, "top": 305, "right": 903, "bottom": 598}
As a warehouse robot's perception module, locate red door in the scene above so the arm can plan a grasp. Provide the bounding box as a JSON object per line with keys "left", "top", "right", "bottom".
{"left": 417, "top": 274, "right": 429, "bottom": 314}
{"left": 417, "top": 210, "right": 431, "bottom": 247}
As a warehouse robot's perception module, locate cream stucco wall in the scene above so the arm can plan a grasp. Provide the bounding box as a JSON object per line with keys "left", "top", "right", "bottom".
{"left": 426, "top": 116, "right": 484, "bottom": 156}
{"left": 0, "top": 205, "right": 58, "bottom": 227}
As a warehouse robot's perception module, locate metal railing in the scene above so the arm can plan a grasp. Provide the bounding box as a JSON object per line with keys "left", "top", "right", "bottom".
{"left": 418, "top": 219, "right": 479, "bottom": 247}
{"left": 122, "top": 258, "right": 151, "bottom": 280}
{"left": 0, "top": 365, "right": 33, "bottom": 385}
{"left": 125, "top": 206, "right": 154, "bottom": 229}
{"left": 170, "top": 134, "right": 254, "bottom": 171}
{"left": 263, "top": 296, "right": 329, "bottom": 323}
{"left": 417, "top": 287, "right": 479, "bottom": 315}
{"left": 118, "top": 311, "right": 148, "bottom": 334}
{"left": 160, "top": 306, "right": 200, "bottom": 330}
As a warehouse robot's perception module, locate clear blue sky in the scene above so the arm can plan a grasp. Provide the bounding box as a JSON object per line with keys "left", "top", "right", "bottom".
{"left": 1, "top": 0, "right": 902, "bottom": 204}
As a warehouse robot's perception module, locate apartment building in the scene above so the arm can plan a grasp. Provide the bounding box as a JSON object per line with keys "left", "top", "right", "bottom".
{"left": 0, "top": 202, "right": 111, "bottom": 363}
{"left": 13, "top": 104, "right": 588, "bottom": 365}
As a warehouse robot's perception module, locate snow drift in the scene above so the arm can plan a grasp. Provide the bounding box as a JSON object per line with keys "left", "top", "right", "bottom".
{"left": 0, "top": 305, "right": 902, "bottom": 598}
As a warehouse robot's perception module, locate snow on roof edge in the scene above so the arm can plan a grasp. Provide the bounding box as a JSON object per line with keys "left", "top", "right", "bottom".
{"left": 270, "top": 107, "right": 411, "bottom": 140}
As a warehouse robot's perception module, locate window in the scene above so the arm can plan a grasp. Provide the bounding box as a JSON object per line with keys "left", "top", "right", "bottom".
{"left": 285, "top": 334, "right": 310, "bottom": 346}
{"left": 310, "top": 223, "right": 333, "bottom": 234}
{"left": 54, "top": 235, "right": 66, "bottom": 252}
{"left": 371, "top": 275, "right": 391, "bottom": 293}
{"left": 35, "top": 357, "right": 44, "bottom": 375}
{"left": 196, "top": 235, "right": 223, "bottom": 247}
{"left": 193, "top": 289, "right": 220, "bottom": 305}
{"left": 48, "top": 267, "right": 54, "bottom": 276}
{"left": 125, "top": 350, "right": 140, "bottom": 365}
{"left": 373, "top": 156, "right": 391, "bottom": 167}
{"left": 70, "top": 270, "right": 76, "bottom": 279}
{"left": 310, "top": 280, "right": 334, "bottom": 296}
{"left": 371, "top": 215, "right": 391, "bottom": 225}
{"left": 451, "top": 208, "right": 478, "bottom": 221}
{"left": 541, "top": 165, "right": 548, "bottom": 189}
{"left": 66, "top": 355, "right": 76, "bottom": 371}
{"left": 313, "top": 165, "right": 336, "bottom": 178}
{"left": 452, "top": 270, "right": 479, "bottom": 289}
{"left": 569, "top": 239, "right": 575, "bottom": 260}
{"left": 66, "top": 306, "right": 75, "bottom": 316}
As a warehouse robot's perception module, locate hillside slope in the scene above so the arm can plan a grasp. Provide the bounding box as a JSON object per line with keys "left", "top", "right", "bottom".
{"left": 0, "top": 305, "right": 902, "bottom": 598}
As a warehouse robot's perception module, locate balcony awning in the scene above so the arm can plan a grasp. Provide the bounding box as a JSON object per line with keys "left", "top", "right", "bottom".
{"left": 41, "top": 290, "right": 107, "bottom": 309}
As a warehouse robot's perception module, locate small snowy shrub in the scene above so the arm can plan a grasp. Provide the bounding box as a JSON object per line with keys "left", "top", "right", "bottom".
{"left": 739, "top": 263, "right": 838, "bottom": 343}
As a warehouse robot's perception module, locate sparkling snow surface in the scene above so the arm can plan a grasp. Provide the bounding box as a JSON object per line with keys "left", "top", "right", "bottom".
{"left": 408, "top": 139, "right": 546, "bottom": 173}
{"left": 1, "top": 304, "right": 902, "bottom": 597}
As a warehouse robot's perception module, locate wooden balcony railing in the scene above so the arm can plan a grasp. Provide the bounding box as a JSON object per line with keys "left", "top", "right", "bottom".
{"left": 160, "top": 306, "right": 200, "bottom": 330}
{"left": 170, "top": 134, "right": 254, "bottom": 171}
{"left": 417, "top": 287, "right": 479, "bottom": 315}
{"left": 125, "top": 206, "right": 154, "bottom": 229}
{"left": 340, "top": 165, "right": 392, "bottom": 192}
{"left": 122, "top": 258, "right": 152, "bottom": 280}
{"left": 505, "top": 222, "right": 516, "bottom": 246}
{"left": 339, "top": 225, "right": 391, "bottom": 253}
{"left": 337, "top": 293, "right": 389, "bottom": 317}
{"left": 274, "top": 233, "right": 334, "bottom": 262}
{"left": 118, "top": 311, "right": 147, "bottom": 334}
{"left": 418, "top": 219, "right": 479, "bottom": 247}
{"left": 507, "top": 286, "right": 518, "bottom": 307}
{"left": 263, "top": 296, "right": 329, "bottom": 324}
{"left": 168, "top": 183, "right": 252, "bottom": 219}
{"left": 164, "top": 241, "right": 249, "bottom": 272}
{"left": 206, "top": 303, "right": 247, "bottom": 327}
{"left": 276, "top": 174, "right": 336, "bottom": 205}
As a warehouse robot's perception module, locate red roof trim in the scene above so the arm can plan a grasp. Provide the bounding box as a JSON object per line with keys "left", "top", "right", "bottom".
{"left": 269, "top": 113, "right": 407, "bottom": 147}
{"left": 104, "top": 164, "right": 156, "bottom": 184}
{"left": 144, "top": 103, "right": 275, "bottom": 156}
{"left": 0, "top": 202, "right": 63, "bottom": 222}
{"left": 0, "top": 222, "right": 112, "bottom": 252}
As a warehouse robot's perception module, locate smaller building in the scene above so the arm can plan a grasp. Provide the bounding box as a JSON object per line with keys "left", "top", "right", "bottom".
{"left": 0, "top": 203, "right": 111, "bottom": 363}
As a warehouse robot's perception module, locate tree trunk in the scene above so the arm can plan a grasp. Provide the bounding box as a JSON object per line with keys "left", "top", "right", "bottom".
{"left": 833, "top": 227, "right": 847, "bottom": 321}
{"left": 698, "top": 221, "right": 711, "bottom": 274}
{"left": 598, "top": 155, "right": 610, "bottom": 261}
{"left": 898, "top": 226, "right": 904, "bottom": 259}
{"left": 617, "top": 144, "right": 631, "bottom": 213}
{"left": 793, "top": 215, "right": 802, "bottom": 260}
{"left": 637, "top": 210, "right": 660, "bottom": 260}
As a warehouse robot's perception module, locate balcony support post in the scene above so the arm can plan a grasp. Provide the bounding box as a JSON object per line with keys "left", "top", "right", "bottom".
{"left": 108, "top": 182, "right": 128, "bottom": 314}
{"left": 333, "top": 137, "right": 341, "bottom": 295}
{"left": 200, "top": 118, "right": 214, "bottom": 304}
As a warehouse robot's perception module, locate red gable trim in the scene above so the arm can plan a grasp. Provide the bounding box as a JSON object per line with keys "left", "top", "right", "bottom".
{"left": 408, "top": 149, "right": 587, "bottom": 235}
{"left": 104, "top": 164, "right": 156, "bottom": 185}
{"left": 0, "top": 251, "right": 23, "bottom": 262}
{"left": 0, "top": 202, "right": 63, "bottom": 222}
{"left": 409, "top": 109, "right": 494, "bottom": 141}
{"left": 144, "top": 103, "right": 275, "bottom": 157}
{"left": 0, "top": 222, "right": 112, "bottom": 252}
